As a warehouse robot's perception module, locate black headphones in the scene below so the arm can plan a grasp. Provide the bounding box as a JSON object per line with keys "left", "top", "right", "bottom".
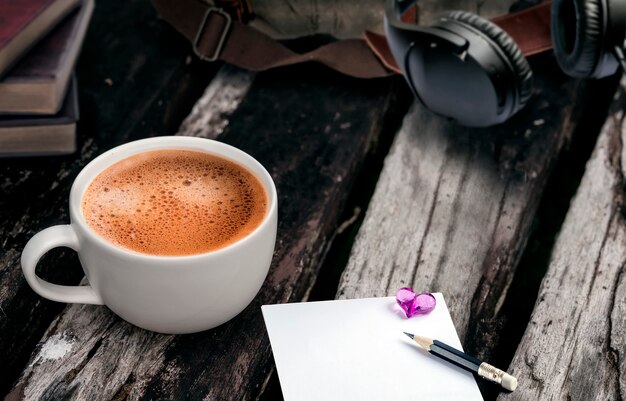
{"left": 385, "top": 0, "right": 626, "bottom": 126}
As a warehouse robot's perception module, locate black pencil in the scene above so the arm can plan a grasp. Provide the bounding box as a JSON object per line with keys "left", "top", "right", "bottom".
{"left": 403, "top": 332, "right": 517, "bottom": 391}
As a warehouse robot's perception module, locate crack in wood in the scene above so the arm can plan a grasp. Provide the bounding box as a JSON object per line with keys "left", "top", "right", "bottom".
{"left": 607, "top": 263, "right": 625, "bottom": 401}
{"left": 606, "top": 95, "right": 626, "bottom": 401}
{"left": 62, "top": 335, "right": 103, "bottom": 383}
{"left": 408, "top": 166, "right": 446, "bottom": 288}
{"left": 433, "top": 151, "right": 473, "bottom": 289}
{"left": 482, "top": 179, "right": 511, "bottom": 274}
{"left": 562, "top": 335, "right": 583, "bottom": 398}
{"left": 466, "top": 223, "right": 516, "bottom": 359}
{"left": 523, "top": 350, "right": 544, "bottom": 386}
{"left": 584, "top": 203, "right": 616, "bottom": 307}
{"left": 109, "top": 373, "right": 135, "bottom": 401}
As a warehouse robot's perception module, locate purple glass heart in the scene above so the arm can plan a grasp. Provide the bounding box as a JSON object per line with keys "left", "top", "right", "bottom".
{"left": 395, "top": 287, "right": 436, "bottom": 318}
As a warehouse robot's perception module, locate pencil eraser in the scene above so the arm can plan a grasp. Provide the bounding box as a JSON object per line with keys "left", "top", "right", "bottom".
{"left": 501, "top": 373, "right": 517, "bottom": 391}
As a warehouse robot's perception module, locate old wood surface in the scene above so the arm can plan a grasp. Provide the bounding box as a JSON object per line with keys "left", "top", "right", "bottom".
{"left": 0, "top": 0, "right": 217, "bottom": 395}
{"left": 5, "top": 60, "right": 409, "bottom": 399}
{"left": 335, "top": 52, "right": 610, "bottom": 373}
{"left": 178, "top": 66, "right": 255, "bottom": 139}
{"left": 496, "top": 79, "right": 626, "bottom": 401}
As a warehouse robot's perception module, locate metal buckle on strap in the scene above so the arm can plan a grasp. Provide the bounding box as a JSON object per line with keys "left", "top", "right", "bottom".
{"left": 193, "top": 7, "right": 232, "bottom": 62}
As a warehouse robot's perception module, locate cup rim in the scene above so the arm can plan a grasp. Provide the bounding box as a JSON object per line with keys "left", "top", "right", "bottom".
{"left": 69, "top": 136, "right": 277, "bottom": 261}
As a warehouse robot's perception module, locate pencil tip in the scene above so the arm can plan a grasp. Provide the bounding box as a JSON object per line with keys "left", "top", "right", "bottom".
{"left": 403, "top": 332, "right": 414, "bottom": 339}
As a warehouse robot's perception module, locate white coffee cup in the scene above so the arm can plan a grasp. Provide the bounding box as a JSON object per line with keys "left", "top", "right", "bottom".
{"left": 21, "top": 136, "right": 277, "bottom": 334}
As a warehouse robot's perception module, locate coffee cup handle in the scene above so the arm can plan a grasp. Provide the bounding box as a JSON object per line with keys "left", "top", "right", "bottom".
{"left": 21, "top": 225, "right": 103, "bottom": 305}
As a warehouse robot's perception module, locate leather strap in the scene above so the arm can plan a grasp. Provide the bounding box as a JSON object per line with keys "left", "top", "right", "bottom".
{"left": 491, "top": 1, "right": 552, "bottom": 56}
{"left": 152, "top": 0, "right": 552, "bottom": 79}
{"left": 368, "top": 1, "right": 553, "bottom": 74}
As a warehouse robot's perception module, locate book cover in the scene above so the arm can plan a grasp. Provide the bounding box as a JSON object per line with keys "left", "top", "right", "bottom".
{"left": 0, "top": 76, "right": 78, "bottom": 156}
{"left": 0, "top": 0, "right": 93, "bottom": 114}
{"left": 0, "top": 0, "right": 81, "bottom": 77}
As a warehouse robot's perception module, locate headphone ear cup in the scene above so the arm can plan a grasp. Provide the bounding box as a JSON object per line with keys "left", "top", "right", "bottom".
{"left": 443, "top": 11, "right": 533, "bottom": 112}
{"left": 552, "top": 0, "right": 608, "bottom": 78}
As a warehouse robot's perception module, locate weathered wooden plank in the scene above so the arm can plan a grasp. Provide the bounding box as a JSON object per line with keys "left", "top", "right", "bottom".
{"left": 496, "top": 78, "right": 626, "bottom": 401}
{"left": 0, "top": 0, "right": 218, "bottom": 395}
{"left": 335, "top": 50, "right": 610, "bottom": 369}
{"left": 178, "top": 65, "right": 255, "bottom": 139}
{"left": 5, "top": 62, "right": 409, "bottom": 399}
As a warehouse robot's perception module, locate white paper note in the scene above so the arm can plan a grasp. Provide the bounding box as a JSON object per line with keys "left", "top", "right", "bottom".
{"left": 262, "top": 293, "right": 484, "bottom": 401}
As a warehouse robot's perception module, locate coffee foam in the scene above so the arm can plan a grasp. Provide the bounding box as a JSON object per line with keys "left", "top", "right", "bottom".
{"left": 81, "top": 150, "right": 268, "bottom": 256}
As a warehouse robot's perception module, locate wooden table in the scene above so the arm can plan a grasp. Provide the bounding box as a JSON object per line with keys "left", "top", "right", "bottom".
{"left": 1, "top": 1, "right": 624, "bottom": 400}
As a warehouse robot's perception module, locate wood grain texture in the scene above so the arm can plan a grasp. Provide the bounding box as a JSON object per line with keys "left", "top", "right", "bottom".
{"left": 6, "top": 63, "right": 409, "bottom": 400}
{"left": 0, "top": 0, "right": 216, "bottom": 395}
{"left": 496, "top": 78, "right": 626, "bottom": 401}
{"left": 178, "top": 65, "right": 255, "bottom": 139}
{"left": 336, "top": 52, "right": 601, "bottom": 364}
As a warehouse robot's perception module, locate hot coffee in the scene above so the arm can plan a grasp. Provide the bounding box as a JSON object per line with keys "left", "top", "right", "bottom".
{"left": 81, "top": 149, "right": 268, "bottom": 256}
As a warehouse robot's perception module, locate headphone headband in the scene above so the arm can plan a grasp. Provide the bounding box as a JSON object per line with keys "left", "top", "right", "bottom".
{"left": 385, "top": 0, "right": 538, "bottom": 126}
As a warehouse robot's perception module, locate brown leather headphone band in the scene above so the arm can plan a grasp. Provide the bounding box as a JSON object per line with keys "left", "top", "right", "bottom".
{"left": 151, "top": 0, "right": 552, "bottom": 79}
{"left": 492, "top": 1, "right": 552, "bottom": 56}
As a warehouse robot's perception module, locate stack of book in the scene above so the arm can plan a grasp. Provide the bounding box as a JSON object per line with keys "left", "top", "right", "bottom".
{"left": 0, "top": 0, "right": 94, "bottom": 156}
